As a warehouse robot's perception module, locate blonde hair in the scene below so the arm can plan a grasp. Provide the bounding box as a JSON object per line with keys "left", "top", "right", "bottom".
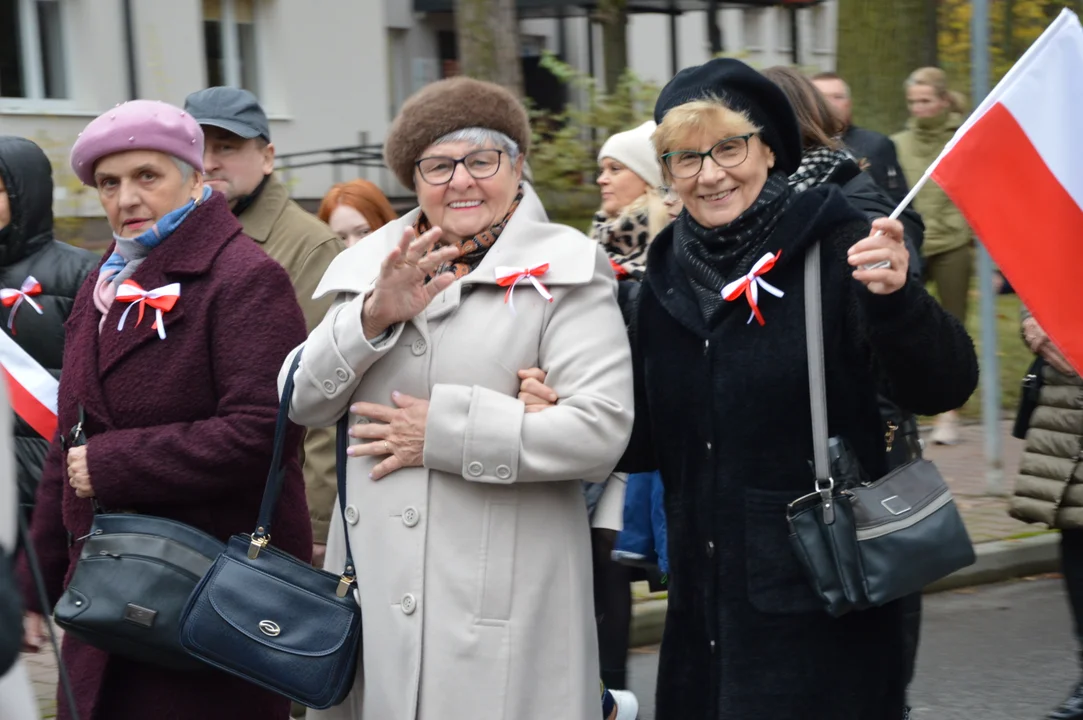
{"left": 651, "top": 98, "right": 761, "bottom": 180}
{"left": 905, "top": 67, "right": 967, "bottom": 114}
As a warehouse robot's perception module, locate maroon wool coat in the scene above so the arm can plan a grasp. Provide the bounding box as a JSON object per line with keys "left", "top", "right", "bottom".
{"left": 16, "top": 192, "right": 312, "bottom": 720}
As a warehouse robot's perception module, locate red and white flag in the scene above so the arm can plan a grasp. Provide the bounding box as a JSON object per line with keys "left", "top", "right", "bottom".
{"left": 899, "top": 9, "right": 1083, "bottom": 373}
{"left": 0, "top": 330, "right": 57, "bottom": 440}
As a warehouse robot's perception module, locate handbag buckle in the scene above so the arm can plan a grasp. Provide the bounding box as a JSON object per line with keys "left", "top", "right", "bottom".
{"left": 337, "top": 564, "right": 356, "bottom": 598}
{"left": 248, "top": 533, "right": 270, "bottom": 560}
{"left": 815, "top": 477, "right": 835, "bottom": 525}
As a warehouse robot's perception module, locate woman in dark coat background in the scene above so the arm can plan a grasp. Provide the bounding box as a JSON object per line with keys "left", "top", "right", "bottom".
{"left": 17, "top": 100, "right": 310, "bottom": 720}
{"left": 622, "top": 59, "right": 978, "bottom": 719}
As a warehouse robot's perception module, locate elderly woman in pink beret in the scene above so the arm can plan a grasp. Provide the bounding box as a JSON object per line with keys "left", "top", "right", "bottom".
{"left": 16, "top": 100, "right": 311, "bottom": 720}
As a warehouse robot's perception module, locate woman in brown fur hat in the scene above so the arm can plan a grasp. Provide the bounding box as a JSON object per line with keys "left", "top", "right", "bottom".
{"left": 284, "top": 77, "right": 635, "bottom": 720}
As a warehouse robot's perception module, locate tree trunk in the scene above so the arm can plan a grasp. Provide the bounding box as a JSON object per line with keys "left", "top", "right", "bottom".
{"left": 922, "top": 0, "right": 939, "bottom": 66}
{"left": 706, "top": 0, "right": 723, "bottom": 55}
{"left": 597, "top": 0, "right": 629, "bottom": 95}
{"left": 453, "top": 0, "right": 524, "bottom": 96}
{"left": 836, "top": 0, "right": 937, "bottom": 135}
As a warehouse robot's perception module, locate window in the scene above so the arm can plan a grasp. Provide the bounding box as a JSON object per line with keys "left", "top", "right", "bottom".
{"left": 742, "top": 9, "right": 764, "bottom": 51}
{"left": 202, "top": 0, "right": 260, "bottom": 92}
{"left": 0, "top": 0, "right": 70, "bottom": 99}
{"left": 812, "top": 3, "right": 832, "bottom": 53}
{"left": 776, "top": 8, "right": 793, "bottom": 52}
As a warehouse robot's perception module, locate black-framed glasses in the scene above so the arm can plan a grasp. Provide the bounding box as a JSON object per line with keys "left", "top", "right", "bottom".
{"left": 415, "top": 149, "right": 504, "bottom": 186}
{"left": 661, "top": 133, "right": 757, "bottom": 179}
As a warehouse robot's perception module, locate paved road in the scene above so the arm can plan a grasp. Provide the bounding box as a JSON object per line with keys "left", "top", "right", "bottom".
{"left": 626, "top": 577, "right": 1079, "bottom": 720}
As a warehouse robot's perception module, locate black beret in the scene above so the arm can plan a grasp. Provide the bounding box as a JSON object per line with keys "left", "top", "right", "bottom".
{"left": 653, "top": 58, "right": 802, "bottom": 175}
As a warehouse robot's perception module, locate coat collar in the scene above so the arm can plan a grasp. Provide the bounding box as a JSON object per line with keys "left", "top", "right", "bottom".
{"left": 237, "top": 174, "right": 289, "bottom": 243}
{"left": 93, "top": 193, "right": 242, "bottom": 376}
{"left": 313, "top": 183, "right": 597, "bottom": 301}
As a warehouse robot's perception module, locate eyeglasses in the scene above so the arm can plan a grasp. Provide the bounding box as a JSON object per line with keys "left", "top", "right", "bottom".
{"left": 661, "top": 133, "right": 757, "bottom": 179}
{"left": 415, "top": 149, "right": 504, "bottom": 186}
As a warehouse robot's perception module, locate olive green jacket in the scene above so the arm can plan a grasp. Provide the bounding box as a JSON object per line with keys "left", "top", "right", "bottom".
{"left": 1009, "top": 360, "right": 1083, "bottom": 530}
{"left": 238, "top": 174, "right": 344, "bottom": 543}
{"left": 892, "top": 112, "right": 972, "bottom": 258}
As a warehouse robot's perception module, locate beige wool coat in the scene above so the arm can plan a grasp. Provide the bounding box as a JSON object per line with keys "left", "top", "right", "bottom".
{"left": 282, "top": 184, "right": 634, "bottom": 720}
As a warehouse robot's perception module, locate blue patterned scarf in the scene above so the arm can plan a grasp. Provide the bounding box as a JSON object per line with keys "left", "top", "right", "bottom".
{"left": 101, "top": 185, "right": 211, "bottom": 285}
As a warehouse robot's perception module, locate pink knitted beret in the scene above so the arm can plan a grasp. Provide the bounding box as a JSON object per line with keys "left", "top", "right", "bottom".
{"left": 70, "top": 100, "right": 205, "bottom": 186}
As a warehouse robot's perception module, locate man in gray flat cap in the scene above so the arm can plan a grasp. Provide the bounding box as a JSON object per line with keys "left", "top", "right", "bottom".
{"left": 184, "top": 86, "right": 342, "bottom": 574}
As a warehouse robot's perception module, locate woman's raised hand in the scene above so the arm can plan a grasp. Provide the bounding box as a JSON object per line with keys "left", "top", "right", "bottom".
{"left": 361, "top": 226, "right": 461, "bottom": 339}
{"left": 848, "top": 218, "right": 910, "bottom": 296}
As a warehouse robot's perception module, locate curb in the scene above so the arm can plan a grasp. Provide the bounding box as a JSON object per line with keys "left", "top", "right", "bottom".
{"left": 628, "top": 533, "right": 1061, "bottom": 648}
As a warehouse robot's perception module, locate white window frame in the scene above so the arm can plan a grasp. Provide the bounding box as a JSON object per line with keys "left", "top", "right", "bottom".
{"left": 205, "top": 0, "right": 262, "bottom": 93}
{"left": 0, "top": 0, "right": 78, "bottom": 113}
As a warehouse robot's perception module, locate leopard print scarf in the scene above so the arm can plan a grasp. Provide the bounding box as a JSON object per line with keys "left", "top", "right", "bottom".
{"left": 415, "top": 187, "right": 525, "bottom": 280}
{"left": 590, "top": 209, "right": 652, "bottom": 280}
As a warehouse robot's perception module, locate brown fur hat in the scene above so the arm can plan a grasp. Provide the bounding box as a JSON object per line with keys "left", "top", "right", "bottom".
{"left": 384, "top": 77, "right": 531, "bottom": 191}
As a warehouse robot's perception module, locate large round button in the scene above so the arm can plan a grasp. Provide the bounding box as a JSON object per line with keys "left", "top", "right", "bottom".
{"left": 344, "top": 505, "right": 359, "bottom": 525}
{"left": 411, "top": 338, "right": 428, "bottom": 356}
{"left": 467, "top": 461, "right": 484, "bottom": 477}
{"left": 322, "top": 380, "right": 336, "bottom": 393}
{"left": 402, "top": 507, "right": 420, "bottom": 527}
{"left": 495, "top": 465, "right": 511, "bottom": 480}
{"left": 354, "top": 416, "right": 369, "bottom": 424}
{"left": 335, "top": 368, "right": 349, "bottom": 382}
{"left": 401, "top": 593, "right": 417, "bottom": 615}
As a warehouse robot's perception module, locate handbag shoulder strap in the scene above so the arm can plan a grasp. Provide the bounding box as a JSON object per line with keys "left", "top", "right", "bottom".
{"left": 804, "top": 242, "right": 830, "bottom": 484}
{"left": 252, "top": 351, "right": 357, "bottom": 589}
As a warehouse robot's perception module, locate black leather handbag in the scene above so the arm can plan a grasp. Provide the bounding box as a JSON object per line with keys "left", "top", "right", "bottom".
{"left": 786, "top": 243, "right": 976, "bottom": 618}
{"left": 179, "top": 351, "right": 362, "bottom": 709}
{"left": 52, "top": 409, "right": 224, "bottom": 670}
{"left": 0, "top": 547, "right": 21, "bottom": 677}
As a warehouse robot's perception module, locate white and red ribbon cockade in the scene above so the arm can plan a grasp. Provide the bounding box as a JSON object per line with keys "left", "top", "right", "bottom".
{"left": 721, "top": 250, "right": 784, "bottom": 326}
{"left": 0, "top": 276, "right": 44, "bottom": 335}
{"left": 116, "top": 281, "right": 181, "bottom": 340}
{"left": 495, "top": 264, "right": 554, "bottom": 314}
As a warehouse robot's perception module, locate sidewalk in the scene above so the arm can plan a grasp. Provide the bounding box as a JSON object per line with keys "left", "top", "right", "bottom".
{"left": 19, "top": 421, "right": 1037, "bottom": 717}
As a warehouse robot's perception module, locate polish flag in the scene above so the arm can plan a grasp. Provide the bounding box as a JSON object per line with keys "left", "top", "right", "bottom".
{"left": 0, "top": 330, "right": 58, "bottom": 440}
{"left": 897, "top": 9, "right": 1083, "bottom": 374}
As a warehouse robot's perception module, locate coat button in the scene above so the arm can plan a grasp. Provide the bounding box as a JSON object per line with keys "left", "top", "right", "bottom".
{"left": 355, "top": 416, "right": 369, "bottom": 424}
{"left": 335, "top": 368, "right": 349, "bottom": 382}
{"left": 411, "top": 338, "right": 428, "bottom": 356}
{"left": 402, "top": 507, "right": 420, "bottom": 527}
{"left": 401, "top": 593, "right": 417, "bottom": 615}
{"left": 467, "top": 461, "right": 484, "bottom": 477}
{"left": 495, "top": 465, "right": 511, "bottom": 480}
{"left": 322, "top": 380, "right": 336, "bottom": 393}
{"left": 345, "top": 505, "right": 359, "bottom": 525}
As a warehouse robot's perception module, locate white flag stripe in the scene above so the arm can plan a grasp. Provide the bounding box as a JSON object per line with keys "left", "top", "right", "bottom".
{"left": 999, "top": 12, "right": 1083, "bottom": 207}
{"left": 0, "top": 331, "right": 58, "bottom": 414}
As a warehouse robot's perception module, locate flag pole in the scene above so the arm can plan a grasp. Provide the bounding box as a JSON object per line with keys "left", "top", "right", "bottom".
{"left": 972, "top": 0, "right": 1005, "bottom": 496}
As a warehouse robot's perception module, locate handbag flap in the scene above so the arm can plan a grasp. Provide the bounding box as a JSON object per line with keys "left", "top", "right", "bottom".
{"left": 847, "top": 460, "right": 949, "bottom": 530}
{"left": 205, "top": 544, "right": 357, "bottom": 658}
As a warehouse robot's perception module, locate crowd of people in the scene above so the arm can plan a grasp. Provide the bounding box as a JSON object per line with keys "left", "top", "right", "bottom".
{"left": 0, "top": 54, "right": 1074, "bottom": 720}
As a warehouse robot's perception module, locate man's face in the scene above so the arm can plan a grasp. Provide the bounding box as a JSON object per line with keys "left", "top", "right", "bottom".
{"left": 814, "top": 78, "right": 852, "bottom": 128}
{"left": 201, "top": 125, "right": 275, "bottom": 206}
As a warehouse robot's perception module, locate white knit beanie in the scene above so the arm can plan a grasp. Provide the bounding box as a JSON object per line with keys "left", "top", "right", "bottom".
{"left": 598, "top": 120, "right": 663, "bottom": 189}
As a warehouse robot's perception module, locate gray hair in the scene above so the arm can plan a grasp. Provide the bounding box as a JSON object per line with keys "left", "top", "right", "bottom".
{"left": 170, "top": 157, "right": 196, "bottom": 182}
{"left": 432, "top": 127, "right": 521, "bottom": 162}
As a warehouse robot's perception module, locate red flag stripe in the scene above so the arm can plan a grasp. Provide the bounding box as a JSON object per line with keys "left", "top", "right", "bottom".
{"left": 2, "top": 366, "right": 57, "bottom": 440}
{"left": 931, "top": 101, "right": 1083, "bottom": 374}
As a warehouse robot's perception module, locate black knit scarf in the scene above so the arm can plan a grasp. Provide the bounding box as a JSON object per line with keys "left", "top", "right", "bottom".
{"left": 673, "top": 172, "right": 794, "bottom": 324}
{"left": 788, "top": 146, "right": 852, "bottom": 193}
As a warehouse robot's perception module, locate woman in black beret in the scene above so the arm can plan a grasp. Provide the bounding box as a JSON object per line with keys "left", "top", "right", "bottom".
{"left": 618, "top": 58, "right": 979, "bottom": 719}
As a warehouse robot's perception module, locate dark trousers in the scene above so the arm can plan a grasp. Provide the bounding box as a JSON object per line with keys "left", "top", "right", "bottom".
{"left": 592, "top": 528, "right": 632, "bottom": 690}
{"left": 1062, "top": 529, "right": 1083, "bottom": 658}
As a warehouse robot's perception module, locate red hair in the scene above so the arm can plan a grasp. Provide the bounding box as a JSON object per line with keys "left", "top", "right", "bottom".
{"left": 318, "top": 179, "right": 397, "bottom": 232}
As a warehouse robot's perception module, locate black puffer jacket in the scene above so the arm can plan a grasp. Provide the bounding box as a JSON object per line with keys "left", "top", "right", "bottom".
{"left": 0, "top": 136, "right": 98, "bottom": 512}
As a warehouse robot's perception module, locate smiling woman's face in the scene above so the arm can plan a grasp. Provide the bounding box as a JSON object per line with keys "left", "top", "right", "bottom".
{"left": 93, "top": 150, "right": 203, "bottom": 237}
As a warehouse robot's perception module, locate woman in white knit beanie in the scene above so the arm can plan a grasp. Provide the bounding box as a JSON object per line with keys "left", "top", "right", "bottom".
{"left": 593, "top": 120, "right": 669, "bottom": 280}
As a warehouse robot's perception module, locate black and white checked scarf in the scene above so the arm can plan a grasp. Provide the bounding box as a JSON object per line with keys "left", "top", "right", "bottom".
{"left": 788, "top": 146, "right": 852, "bottom": 193}
{"left": 673, "top": 172, "right": 794, "bottom": 324}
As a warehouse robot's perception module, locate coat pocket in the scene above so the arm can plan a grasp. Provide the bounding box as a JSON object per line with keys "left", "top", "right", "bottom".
{"left": 476, "top": 500, "right": 518, "bottom": 622}
{"left": 744, "top": 488, "right": 823, "bottom": 615}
